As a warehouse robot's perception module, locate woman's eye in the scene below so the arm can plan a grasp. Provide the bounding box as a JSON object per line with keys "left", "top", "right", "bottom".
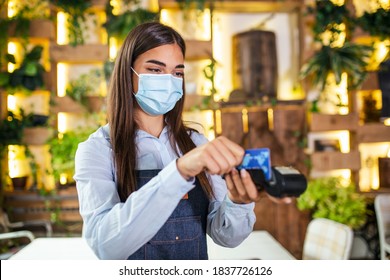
{"left": 173, "top": 72, "right": 184, "bottom": 78}
{"left": 147, "top": 68, "right": 161, "bottom": 73}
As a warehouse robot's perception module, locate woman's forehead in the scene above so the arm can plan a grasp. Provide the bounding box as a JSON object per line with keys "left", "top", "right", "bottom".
{"left": 135, "top": 44, "right": 184, "bottom": 67}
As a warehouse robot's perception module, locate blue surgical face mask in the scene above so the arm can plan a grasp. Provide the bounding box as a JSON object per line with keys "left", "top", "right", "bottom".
{"left": 131, "top": 68, "right": 183, "bottom": 116}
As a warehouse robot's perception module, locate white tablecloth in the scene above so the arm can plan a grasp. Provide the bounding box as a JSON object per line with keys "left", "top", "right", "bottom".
{"left": 10, "top": 231, "right": 295, "bottom": 260}
{"left": 207, "top": 230, "right": 296, "bottom": 260}
{"left": 10, "top": 237, "right": 98, "bottom": 260}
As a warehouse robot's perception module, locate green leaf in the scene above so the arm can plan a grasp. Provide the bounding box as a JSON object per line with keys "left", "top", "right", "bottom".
{"left": 6, "top": 53, "right": 16, "bottom": 64}
{"left": 24, "top": 62, "right": 38, "bottom": 76}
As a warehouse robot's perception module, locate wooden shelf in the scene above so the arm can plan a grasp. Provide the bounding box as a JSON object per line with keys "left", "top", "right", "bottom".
{"left": 309, "top": 113, "right": 359, "bottom": 132}
{"left": 50, "top": 44, "right": 109, "bottom": 63}
{"left": 50, "top": 96, "right": 86, "bottom": 113}
{"left": 4, "top": 187, "right": 81, "bottom": 223}
{"left": 360, "top": 71, "right": 380, "bottom": 91}
{"left": 357, "top": 123, "right": 390, "bottom": 143}
{"left": 158, "top": 0, "right": 303, "bottom": 12}
{"left": 22, "top": 127, "right": 53, "bottom": 146}
{"left": 8, "top": 19, "right": 55, "bottom": 41}
{"left": 311, "top": 151, "right": 361, "bottom": 171}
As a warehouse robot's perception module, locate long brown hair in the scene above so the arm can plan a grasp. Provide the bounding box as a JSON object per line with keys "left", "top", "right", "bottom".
{"left": 107, "top": 22, "right": 213, "bottom": 202}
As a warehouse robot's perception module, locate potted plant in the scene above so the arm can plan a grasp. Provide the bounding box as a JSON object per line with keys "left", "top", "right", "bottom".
{"left": 48, "top": 127, "right": 96, "bottom": 186}
{"left": 21, "top": 110, "right": 52, "bottom": 146}
{"left": 0, "top": 45, "right": 46, "bottom": 94}
{"left": 296, "top": 176, "right": 369, "bottom": 230}
{"left": 0, "top": 111, "right": 29, "bottom": 190}
{"left": 65, "top": 68, "right": 106, "bottom": 113}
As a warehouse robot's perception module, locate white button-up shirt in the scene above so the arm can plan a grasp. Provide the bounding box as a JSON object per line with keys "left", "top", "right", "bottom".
{"left": 74, "top": 124, "right": 255, "bottom": 259}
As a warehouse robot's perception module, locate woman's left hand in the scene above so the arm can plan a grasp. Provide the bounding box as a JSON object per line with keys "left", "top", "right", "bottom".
{"left": 224, "top": 168, "right": 261, "bottom": 204}
{"left": 224, "top": 169, "right": 293, "bottom": 204}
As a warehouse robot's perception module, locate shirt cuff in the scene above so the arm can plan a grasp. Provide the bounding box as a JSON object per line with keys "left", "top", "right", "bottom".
{"left": 224, "top": 195, "right": 255, "bottom": 210}
{"left": 158, "top": 160, "right": 195, "bottom": 196}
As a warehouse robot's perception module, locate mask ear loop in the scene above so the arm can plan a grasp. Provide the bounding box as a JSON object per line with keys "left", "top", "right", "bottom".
{"left": 131, "top": 67, "right": 139, "bottom": 95}
{"left": 131, "top": 67, "right": 139, "bottom": 76}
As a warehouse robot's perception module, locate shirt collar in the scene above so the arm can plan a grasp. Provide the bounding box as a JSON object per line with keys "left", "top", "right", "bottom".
{"left": 135, "top": 125, "right": 169, "bottom": 141}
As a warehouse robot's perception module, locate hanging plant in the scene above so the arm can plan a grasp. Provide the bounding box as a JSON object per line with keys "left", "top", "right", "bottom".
{"left": 307, "top": 0, "right": 354, "bottom": 43}
{"left": 103, "top": 0, "right": 158, "bottom": 42}
{"left": 50, "top": 0, "right": 92, "bottom": 46}
{"left": 300, "top": 42, "right": 373, "bottom": 91}
{"left": 357, "top": 7, "right": 390, "bottom": 41}
{"left": 176, "top": 0, "right": 207, "bottom": 11}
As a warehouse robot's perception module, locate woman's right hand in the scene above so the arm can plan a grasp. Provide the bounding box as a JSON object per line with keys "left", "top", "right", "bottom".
{"left": 176, "top": 136, "right": 245, "bottom": 180}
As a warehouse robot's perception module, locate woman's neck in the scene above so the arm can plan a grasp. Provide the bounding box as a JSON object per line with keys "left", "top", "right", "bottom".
{"left": 135, "top": 109, "right": 165, "bottom": 137}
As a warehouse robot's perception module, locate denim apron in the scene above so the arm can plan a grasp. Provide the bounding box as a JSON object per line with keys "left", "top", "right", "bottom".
{"left": 127, "top": 169, "right": 210, "bottom": 260}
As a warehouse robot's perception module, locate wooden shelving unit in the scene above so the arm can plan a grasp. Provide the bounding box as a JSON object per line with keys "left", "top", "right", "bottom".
{"left": 3, "top": 188, "right": 82, "bottom": 224}
{"left": 1, "top": 1, "right": 109, "bottom": 235}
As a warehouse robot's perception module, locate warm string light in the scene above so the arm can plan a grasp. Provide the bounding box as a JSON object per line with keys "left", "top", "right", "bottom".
{"left": 7, "top": 0, "right": 17, "bottom": 17}
{"left": 57, "top": 12, "right": 68, "bottom": 45}
{"left": 267, "top": 108, "right": 274, "bottom": 131}
{"left": 57, "top": 63, "right": 68, "bottom": 97}
{"left": 242, "top": 109, "right": 249, "bottom": 133}
{"left": 215, "top": 109, "right": 222, "bottom": 135}
{"left": 7, "top": 42, "right": 17, "bottom": 73}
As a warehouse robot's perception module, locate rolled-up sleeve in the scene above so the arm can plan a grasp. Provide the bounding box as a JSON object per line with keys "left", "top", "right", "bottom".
{"left": 74, "top": 135, "right": 195, "bottom": 260}
{"left": 190, "top": 133, "right": 256, "bottom": 248}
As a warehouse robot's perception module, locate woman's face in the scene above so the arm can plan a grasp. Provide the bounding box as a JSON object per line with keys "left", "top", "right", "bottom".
{"left": 132, "top": 43, "right": 185, "bottom": 93}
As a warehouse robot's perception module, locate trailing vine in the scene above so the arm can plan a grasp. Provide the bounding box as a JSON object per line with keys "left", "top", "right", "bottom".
{"left": 50, "top": 0, "right": 92, "bottom": 46}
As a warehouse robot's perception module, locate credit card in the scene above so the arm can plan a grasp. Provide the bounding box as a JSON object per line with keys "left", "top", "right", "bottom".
{"left": 237, "top": 148, "right": 272, "bottom": 181}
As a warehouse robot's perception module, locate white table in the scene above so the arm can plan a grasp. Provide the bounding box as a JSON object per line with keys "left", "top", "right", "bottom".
{"left": 10, "top": 231, "right": 295, "bottom": 260}
{"left": 207, "top": 230, "right": 296, "bottom": 260}
{"left": 10, "top": 237, "right": 98, "bottom": 260}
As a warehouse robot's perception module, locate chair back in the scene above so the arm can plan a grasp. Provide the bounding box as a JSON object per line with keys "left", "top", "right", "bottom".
{"left": 374, "top": 194, "right": 390, "bottom": 260}
{"left": 302, "top": 218, "right": 354, "bottom": 260}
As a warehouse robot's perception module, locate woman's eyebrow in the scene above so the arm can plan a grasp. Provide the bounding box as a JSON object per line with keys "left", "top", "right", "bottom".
{"left": 146, "top": 59, "right": 185, "bottom": 69}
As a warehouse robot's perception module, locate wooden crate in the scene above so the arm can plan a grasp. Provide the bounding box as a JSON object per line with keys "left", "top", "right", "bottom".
{"left": 8, "top": 19, "right": 55, "bottom": 40}
{"left": 357, "top": 123, "right": 390, "bottom": 143}
{"left": 311, "top": 151, "right": 361, "bottom": 171}
{"left": 310, "top": 113, "right": 359, "bottom": 132}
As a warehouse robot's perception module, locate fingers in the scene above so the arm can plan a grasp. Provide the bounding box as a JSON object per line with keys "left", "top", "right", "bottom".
{"left": 240, "top": 169, "right": 259, "bottom": 201}
{"left": 204, "top": 136, "right": 244, "bottom": 174}
{"left": 224, "top": 172, "right": 239, "bottom": 198}
{"left": 226, "top": 169, "right": 260, "bottom": 204}
{"left": 189, "top": 136, "right": 245, "bottom": 176}
{"left": 216, "top": 136, "right": 245, "bottom": 164}
{"left": 177, "top": 136, "right": 245, "bottom": 179}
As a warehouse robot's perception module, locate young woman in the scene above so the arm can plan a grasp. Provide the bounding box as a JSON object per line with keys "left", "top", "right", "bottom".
{"left": 74, "top": 22, "right": 263, "bottom": 260}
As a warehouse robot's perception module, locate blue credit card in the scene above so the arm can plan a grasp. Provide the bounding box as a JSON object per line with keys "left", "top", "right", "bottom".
{"left": 237, "top": 148, "right": 272, "bottom": 180}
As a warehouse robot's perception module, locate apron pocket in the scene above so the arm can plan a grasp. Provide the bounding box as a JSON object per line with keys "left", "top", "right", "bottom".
{"left": 146, "top": 216, "right": 203, "bottom": 259}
